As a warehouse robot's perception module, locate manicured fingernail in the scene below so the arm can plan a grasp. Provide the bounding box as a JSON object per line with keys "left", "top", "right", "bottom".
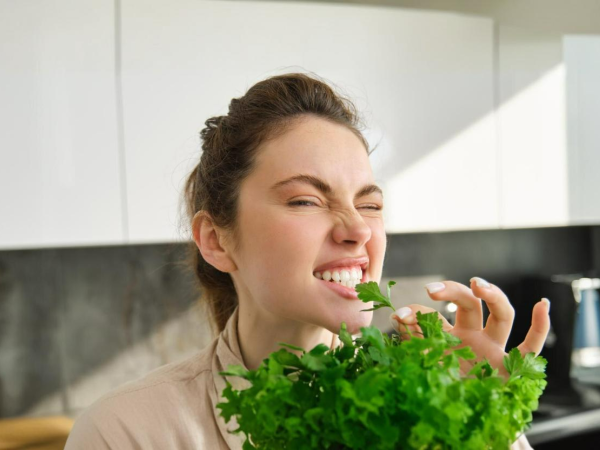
{"left": 389, "top": 309, "right": 412, "bottom": 330}
{"left": 541, "top": 298, "right": 551, "bottom": 313}
{"left": 470, "top": 277, "right": 491, "bottom": 288}
{"left": 425, "top": 282, "right": 445, "bottom": 294}
{"left": 395, "top": 307, "right": 413, "bottom": 319}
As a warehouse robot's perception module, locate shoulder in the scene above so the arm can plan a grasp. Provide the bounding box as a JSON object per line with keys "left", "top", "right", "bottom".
{"left": 65, "top": 339, "right": 219, "bottom": 449}
{"left": 101, "top": 337, "right": 218, "bottom": 402}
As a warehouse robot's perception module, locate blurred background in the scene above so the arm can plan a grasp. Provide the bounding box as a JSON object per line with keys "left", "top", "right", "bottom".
{"left": 1, "top": 0, "right": 599, "bottom": 448}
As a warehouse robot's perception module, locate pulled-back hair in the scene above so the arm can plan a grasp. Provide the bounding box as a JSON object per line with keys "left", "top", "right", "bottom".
{"left": 182, "top": 72, "right": 373, "bottom": 334}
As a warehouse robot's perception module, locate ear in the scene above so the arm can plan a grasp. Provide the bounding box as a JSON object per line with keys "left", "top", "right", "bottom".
{"left": 192, "top": 211, "right": 238, "bottom": 273}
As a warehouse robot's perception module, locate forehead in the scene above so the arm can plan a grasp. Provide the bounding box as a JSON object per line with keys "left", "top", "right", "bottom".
{"left": 250, "top": 116, "right": 373, "bottom": 190}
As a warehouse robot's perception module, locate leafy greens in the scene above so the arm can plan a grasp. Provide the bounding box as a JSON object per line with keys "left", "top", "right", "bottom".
{"left": 217, "top": 281, "right": 547, "bottom": 449}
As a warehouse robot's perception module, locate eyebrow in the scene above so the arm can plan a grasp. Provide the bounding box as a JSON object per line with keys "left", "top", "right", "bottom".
{"left": 270, "top": 174, "right": 383, "bottom": 200}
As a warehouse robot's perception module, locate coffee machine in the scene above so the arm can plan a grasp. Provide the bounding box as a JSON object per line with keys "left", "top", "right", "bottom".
{"left": 571, "top": 277, "right": 600, "bottom": 370}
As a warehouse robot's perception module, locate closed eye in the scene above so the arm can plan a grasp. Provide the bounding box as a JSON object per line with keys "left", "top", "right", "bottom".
{"left": 288, "top": 200, "right": 382, "bottom": 210}
{"left": 288, "top": 200, "right": 318, "bottom": 207}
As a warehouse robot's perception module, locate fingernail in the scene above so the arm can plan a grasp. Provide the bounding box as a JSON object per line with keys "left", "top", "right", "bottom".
{"left": 395, "top": 307, "right": 413, "bottom": 319}
{"left": 541, "top": 298, "right": 551, "bottom": 313}
{"left": 425, "top": 282, "right": 445, "bottom": 294}
{"left": 389, "top": 307, "right": 414, "bottom": 330}
{"left": 470, "top": 277, "right": 491, "bottom": 289}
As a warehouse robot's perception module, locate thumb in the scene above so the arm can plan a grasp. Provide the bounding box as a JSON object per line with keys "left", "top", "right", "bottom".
{"left": 389, "top": 307, "right": 418, "bottom": 339}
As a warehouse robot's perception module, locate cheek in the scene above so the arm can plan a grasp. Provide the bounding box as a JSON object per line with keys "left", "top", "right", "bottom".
{"left": 366, "top": 220, "right": 386, "bottom": 276}
{"left": 240, "top": 213, "right": 326, "bottom": 286}
{"left": 375, "top": 225, "right": 387, "bottom": 256}
{"left": 367, "top": 218, "right": 386, "bottom": 250}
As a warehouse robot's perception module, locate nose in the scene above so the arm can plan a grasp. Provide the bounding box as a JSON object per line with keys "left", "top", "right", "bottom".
{"left": 332, "top": 211, "right": 372, "bottom": 247}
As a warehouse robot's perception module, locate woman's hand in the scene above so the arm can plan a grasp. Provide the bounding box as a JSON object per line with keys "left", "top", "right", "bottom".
{"left": 389, "top": 277, "right": 551, "bottom": 380}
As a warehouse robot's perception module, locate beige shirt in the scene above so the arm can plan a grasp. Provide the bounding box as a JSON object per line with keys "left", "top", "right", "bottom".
{"left": 65, "top": 306, "right": 251, "bottom": 449}
{"left": 65, "top": 306, "right": 533, "bottom": 449}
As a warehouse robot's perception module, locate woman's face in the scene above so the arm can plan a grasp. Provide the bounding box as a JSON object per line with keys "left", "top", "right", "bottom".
{"left": 229, "top": 115, "right": 386, "bottom": 334}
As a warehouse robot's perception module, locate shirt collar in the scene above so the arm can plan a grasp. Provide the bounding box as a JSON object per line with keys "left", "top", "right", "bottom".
{"left": 210, "top": 305, "right": 248, "bottom": 449}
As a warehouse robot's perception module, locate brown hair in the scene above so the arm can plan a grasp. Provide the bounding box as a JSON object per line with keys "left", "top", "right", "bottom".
{"left": 181, "top": 72, "right": 374, "bottom": 335}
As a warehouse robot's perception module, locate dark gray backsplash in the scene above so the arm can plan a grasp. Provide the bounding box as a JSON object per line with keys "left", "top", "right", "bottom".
{"left": 0, "top": 225, "right": 598, "bottom": 418}
{"left": 383, "top": 225, "right": 598, "bottom": 282}
{"left": 0, "top": 244, "right": 210, "bottom": 418}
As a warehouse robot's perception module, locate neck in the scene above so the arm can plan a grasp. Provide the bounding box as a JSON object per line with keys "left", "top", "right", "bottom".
{"left": 236, "top": 300, "right": 337, "bottom": 371}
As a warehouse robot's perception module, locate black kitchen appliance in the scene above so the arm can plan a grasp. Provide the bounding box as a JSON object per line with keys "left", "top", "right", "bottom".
{"left": 511, "top": 274, "right": 600, "bottom": 411}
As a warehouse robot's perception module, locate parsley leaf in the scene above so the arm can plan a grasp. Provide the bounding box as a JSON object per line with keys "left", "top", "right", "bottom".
{"left": 357, "top": 281, "right": 396, "bottom": 312}
{"left": 217, "top": 280, "right": 548, "bottom": 449}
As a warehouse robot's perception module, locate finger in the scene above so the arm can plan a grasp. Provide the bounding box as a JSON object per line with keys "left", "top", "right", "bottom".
{"left": 395, "top": 323, "right": 421, "bottom": 341}
{"left": 470, "top": 277, "right": 515, "bottom": 347}
{"left": 389, "top": 304, "right": 453, "bottom": 337}
{"left": 517, "top": 298, "right": 551, "bottom": 357}
{"left": 389, "top": 307, "right": 418, "bottom": 338}
{"left": 390, "top": 313, "right": 423, "bottom": 341}
{"left": 425, "top": 281, "right": 483, "bottom": 330}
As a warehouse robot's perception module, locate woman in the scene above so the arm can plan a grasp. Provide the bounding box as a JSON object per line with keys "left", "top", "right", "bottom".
{"left": 65, "top": 73, "right": 549, "bottom": 449}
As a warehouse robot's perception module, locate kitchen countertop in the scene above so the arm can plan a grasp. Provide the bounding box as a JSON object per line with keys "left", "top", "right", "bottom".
{"left": 525, "top": 375, "right": 600, "bottom": 445}
{"left": 526, "top": 407, "right": 600, "bottom": 444}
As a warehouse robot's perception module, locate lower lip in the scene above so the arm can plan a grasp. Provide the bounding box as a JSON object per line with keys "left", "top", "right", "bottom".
{"left": 316, "top": 277, "right": 365, "bottom": 300}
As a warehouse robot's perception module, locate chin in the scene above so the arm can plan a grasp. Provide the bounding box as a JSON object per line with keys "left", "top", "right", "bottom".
{"left": 323, "top": 306, "right": 373, "bottom": 335}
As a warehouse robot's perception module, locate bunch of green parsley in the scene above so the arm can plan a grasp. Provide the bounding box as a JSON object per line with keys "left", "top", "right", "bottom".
{"left": 217, "top": 281, "right": 547, "bottom": 450}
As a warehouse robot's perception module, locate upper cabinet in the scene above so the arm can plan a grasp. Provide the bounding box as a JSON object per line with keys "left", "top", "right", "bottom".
{"left": 0, "top": 0, "right": 124, "bottom": 250}
{"left": 498, "top": 26, "right": 570, "bottom": 229}
{"left": 564, "top": 35, "right": 600, "bottom": 225}
{"left": 498, "top": 31, "right": 600, "bottom": 230}
{"left": 119, "top": 0, "right": 496, "bottom": 241}
{"left": 5, "top": 2, "right": 596, "bottom": 250}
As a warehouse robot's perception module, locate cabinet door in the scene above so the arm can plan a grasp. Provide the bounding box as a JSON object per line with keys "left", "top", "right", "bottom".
{"left": 498, "top": 26, "right": 570, "bottom": 229}
{"left": 499, "top": 31, "right": 600, "bottom": 229}
{"left": 121, "top": 0, "right": 496, "bottom": 241}
{"left": 565, "top": 35, "right": 600, "bottom": 225}
{"left": 0, "top": 0, "right": 123, "bottom": 250}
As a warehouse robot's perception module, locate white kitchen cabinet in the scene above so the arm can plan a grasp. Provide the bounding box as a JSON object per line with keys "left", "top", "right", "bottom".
{"left": 499, "top": 32, "right": 600, "bottom": 229}
{"left": 498, "top": 26, "right": 570, "bottom": 229}
{"left": 0, "top": 0, "right": 124, "bottom": 250}
{"left": 2, "top": 2, "right": 596, "bottom": 251}
{"left": 564, "top": 35, "right": 600, "bottom": 225}
{"left": 120, "top": 0, "right": 497, "bottom": 242}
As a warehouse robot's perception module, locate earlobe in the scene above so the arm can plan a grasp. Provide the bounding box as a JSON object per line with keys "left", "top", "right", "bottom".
{"left": 192, "top": 211, "right": 237, "bottom": 273}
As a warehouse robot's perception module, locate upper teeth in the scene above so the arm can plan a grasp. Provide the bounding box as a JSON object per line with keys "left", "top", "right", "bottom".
{"left": 314, "top": 267, "right": 363, "bottom": 288}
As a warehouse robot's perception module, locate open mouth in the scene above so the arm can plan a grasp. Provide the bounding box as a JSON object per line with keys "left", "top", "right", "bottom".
{"left": 313, "top": 263, "right": 368, "bottom": 289}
